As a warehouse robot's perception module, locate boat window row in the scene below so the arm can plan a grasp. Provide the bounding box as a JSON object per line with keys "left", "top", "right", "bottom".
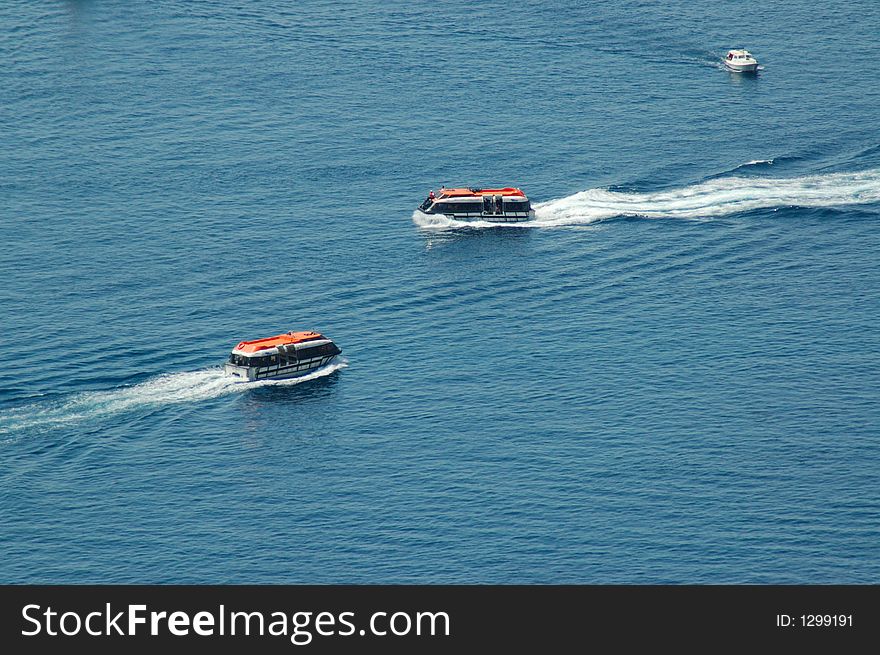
{"left": 435, "top": 201, "right": 531, "bottom": 213}
{"left": 435, "top": 202, "right": 481, "bottom": 213}
{"left": 297, "top": 343, "right": 341, "bottom": 360}
{"left": 229, "top": 343, "right": 339, "bottom": 367}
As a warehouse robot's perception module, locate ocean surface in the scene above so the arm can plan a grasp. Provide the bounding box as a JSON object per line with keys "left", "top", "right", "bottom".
{"left": 2, "top": 0, "right": 879, "bottom": 583}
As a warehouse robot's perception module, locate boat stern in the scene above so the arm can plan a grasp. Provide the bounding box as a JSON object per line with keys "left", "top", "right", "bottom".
{"left": 726, "top": 61, "right": 758, "bottom": 72}
{"left": 224, "top": 363, "right": 254, "bottom": 382}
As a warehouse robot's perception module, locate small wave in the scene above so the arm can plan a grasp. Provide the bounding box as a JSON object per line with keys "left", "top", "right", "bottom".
{"left": 414, "top": 168, "right": 880, "bottom": 230}
{"left": 850, "top": 143, "right": 880, "bottom": 161}
{"left": 711, "top": 155, "right": 810, "bottom": 179}
{"left": 0, "top": 360, "right": 348, "bottom": 437}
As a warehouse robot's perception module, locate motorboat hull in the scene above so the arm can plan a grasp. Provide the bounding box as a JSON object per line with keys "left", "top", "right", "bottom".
{"left": 225, "top": 354, "right": 339, "bottom": 382}
{"left": 724, "top": 60, "right": 758, "bottom": 73}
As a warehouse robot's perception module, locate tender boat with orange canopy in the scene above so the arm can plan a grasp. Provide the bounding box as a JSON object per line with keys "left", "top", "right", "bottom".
{"left": 225, "top": 330, "right": 341, "bottom": 382}
{"left": 418, "top": 186, "right": 535, "bottom": 222}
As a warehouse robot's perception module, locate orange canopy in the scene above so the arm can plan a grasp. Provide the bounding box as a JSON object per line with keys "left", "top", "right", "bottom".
{"left": 234, "top": 331, "right": 324, "bottom": 353}
{"left": 438, "top": 187, "right": 526, "bottom": 199}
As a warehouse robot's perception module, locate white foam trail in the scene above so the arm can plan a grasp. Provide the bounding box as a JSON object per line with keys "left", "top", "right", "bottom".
{"left": 414, "top": 168, "right": 880, "bottom": 229}
{"left": 0, "top": 360, "right": 348, "bottom": 436}
{"left": 535, "top": 169, "right": 880, "bottom": 225}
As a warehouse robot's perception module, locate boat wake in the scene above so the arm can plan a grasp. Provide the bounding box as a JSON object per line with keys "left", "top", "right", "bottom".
{"left": 0, "top": 360, "right": 348, "bottom": 437}
{"left": 413, "top": 168, "right": 880, "bottom": 229}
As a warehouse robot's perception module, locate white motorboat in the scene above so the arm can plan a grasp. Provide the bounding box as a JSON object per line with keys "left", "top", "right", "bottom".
{"left": 724, "top": 49, "right": 759, "bottom": 73}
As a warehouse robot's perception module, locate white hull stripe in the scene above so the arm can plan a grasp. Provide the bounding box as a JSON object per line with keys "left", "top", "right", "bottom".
{"left": 231, "top": 339, "right": 333, "bottom": 357}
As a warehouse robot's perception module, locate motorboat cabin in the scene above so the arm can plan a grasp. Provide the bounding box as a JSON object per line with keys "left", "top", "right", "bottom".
{"left": 225, "top": 330, "right": 341, "bottom": 382}
{"left": 418, "top": 187, "right": 535, "bottom": 222}
{"left": 724, "top": 49, "right": 759, "bottom": 73}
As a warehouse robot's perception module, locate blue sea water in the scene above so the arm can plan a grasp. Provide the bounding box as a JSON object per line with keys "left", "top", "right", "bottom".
{"left": 1, "top": 0, "right": 879, "bottom": 583}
